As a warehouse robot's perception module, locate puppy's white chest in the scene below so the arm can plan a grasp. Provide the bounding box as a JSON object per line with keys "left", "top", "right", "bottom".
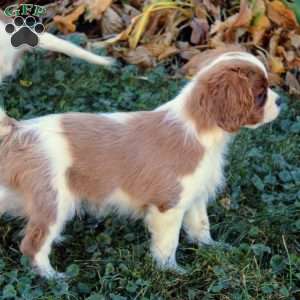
{"left": 179, "top": 143, "right": 227, "bottom": 209}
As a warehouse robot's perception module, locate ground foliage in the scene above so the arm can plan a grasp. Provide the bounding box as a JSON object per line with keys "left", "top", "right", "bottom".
{"left": 0, "top": 48, "right": 299, "bottom": 299}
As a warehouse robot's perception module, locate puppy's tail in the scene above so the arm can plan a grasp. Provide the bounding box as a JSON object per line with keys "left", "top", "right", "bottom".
{"left": 38, "top": 32, "right": 115, "bottom": 66}
{"left": 0, "top": 108, "right": 16, "bottom": 137}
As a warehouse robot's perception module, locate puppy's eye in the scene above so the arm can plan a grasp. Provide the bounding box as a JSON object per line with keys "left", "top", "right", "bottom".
{"left": 255, "top": 91, "right": 267, "bottom": 107}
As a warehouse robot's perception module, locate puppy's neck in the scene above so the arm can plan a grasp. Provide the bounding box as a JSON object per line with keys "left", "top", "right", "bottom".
{"left": 156, "top": 78, "right": 230, "bottom": 149}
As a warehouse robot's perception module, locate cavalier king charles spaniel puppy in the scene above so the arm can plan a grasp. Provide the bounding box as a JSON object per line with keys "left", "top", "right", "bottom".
{"left": 0, "top": 48, "right": 281, "bottom": 278}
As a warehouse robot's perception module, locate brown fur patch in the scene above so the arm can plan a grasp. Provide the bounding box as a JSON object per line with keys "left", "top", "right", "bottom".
{"left": 62, "top": 111, "right": 204, "bottom": 212}
{"left": 185, "top": 61, "right": 267, "bottom": 133}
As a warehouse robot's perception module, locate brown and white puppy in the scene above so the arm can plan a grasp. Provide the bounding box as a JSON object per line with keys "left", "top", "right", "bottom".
{"left": 0, "top": 49, "right": 281, "bottom": 278}
{"left": 0, "top": 11, "right": 113, "bottom": 83}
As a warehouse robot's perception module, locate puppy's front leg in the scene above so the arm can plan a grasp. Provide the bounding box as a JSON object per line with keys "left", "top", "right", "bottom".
{"left": 145, "top": 206, "right": 184, "bottom": 271}
{"left": 183, "top": 200, "right": 215, "bottom": 246}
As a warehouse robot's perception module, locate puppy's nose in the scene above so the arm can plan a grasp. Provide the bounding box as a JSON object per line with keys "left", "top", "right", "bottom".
{"left": 276, "top": 97, "right": 283, "bottom": 107}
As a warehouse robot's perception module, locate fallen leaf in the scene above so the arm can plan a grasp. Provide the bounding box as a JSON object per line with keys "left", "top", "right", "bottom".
{"left": 209, "top": 0, "right": 252, "bottom": 45}
{"left": 158, "top": 45, "right": 178, "bottom": 60}
{"left": 288, "top": 57, "right": 300, "bottom": 69}
{"left": 269, "top": 28, "right": 281, "bottom": 56}
{"left": 101, "top": 7, "right": 124, "bottom": 36}
{"left": 202, "top": 0, "right": 220, "bottom": 18}
{"left": 193, "top": 0, "right": 220, "bottom": 19}
{"left": 283, "top": 0, "right": 300, "bottom": 23}
{"left": 54, "top": 5, "right": 85, "bottom": 34}
{"left": 190, "top": 18, "right": 209, "bottom": 44}
{"left": 252, "top": 0, "right": 267, "bottom": 16}
{"left": 250, "top": 14, "right": 271, "bottom": 44}
{"left": 124, "top": 46, "right": 156, "bottom": 67}
{"left": 267, "top": 0, "right": 298, "bottom": 29}
{"left": 289, "top": 32, "right": 300, "bottom": 49}
{"left": 86, "top": 0, "right": 112, "bottom": 21}
{"left": 269, "top": 56, "right": 285, "bottom": 74}
{"left": 224, "top": 0, "right": 252, "bottom": 42}
{"left": 286, "top": 72, "right": 300, "bottom": 95}
{"left": 179, "top": 47, "right": 201, "bottom": 60}
{"left": 269, "top": 72, "right": 284, "bottom": 86}
{"left": 220, "top": 197, "right": 231, "bottom": 210}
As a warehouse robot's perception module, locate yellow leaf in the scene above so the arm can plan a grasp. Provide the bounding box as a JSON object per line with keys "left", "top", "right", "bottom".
{"left": 267, "top": 0, "right": 298, "bottom": 29}
{"left": 19, "top": 80, "right": 32, "bottom": 87}
{"left": 250, "top": 14, "right": 271, "bottom": 44}
{"left": 269, "top": 56, "right": 285, "bottom": 74}
{"left": 128, "top": 0, "right": 193, "bottom": 49}
{"left": 86, "top": 0, "right": 112, "bottom": 21}
{"left": 54, "top": 5, "right": 85, "bottom": 34}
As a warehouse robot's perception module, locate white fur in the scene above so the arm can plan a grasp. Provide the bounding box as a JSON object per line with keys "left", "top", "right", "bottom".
{"left": 0, "top": 20, "right": 22, "bottom": 82}
{"left": 39, "top": 33, "right": 114, "bottom": 66}
{"left": 263, "top": 89, "right": 280, "bottom": 123}
{"left": 246, "top": 88, "right": 280, "bottom": 129}
{"left": 29, "top": 116, "right": 75, "bottom": 278}
{"left": 0, "top": 18, "right": 113, "bottom": 83}
{"left": 199, "top": 51, "right": 268, "bottom": 77}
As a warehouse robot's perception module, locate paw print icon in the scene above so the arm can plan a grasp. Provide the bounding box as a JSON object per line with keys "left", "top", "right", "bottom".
{"left": 5, "top": 16, "right": 45, "bottom": 48}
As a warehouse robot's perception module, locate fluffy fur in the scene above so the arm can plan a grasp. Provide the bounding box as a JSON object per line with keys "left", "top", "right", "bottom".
{"left": 0, "top": 11, "right": 114, "bottom": 83}
{"left": 0, "top": 49, "right": 281, "bottom": 277}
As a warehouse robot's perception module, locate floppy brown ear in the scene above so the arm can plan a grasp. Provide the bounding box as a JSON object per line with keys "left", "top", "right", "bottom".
{"left": 205, "top": 67, "right": 254, "bottom": 132}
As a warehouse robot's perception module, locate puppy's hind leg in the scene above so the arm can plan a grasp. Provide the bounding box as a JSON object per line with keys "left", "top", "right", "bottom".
{"left": 20, "top": 187, "right": 75, "bottom": 279}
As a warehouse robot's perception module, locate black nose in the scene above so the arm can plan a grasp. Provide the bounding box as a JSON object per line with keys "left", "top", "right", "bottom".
{"left": 276, "top": 97, "right": 283, "bottom": 107}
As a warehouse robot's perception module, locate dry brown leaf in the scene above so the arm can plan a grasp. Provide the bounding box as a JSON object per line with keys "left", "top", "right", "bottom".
{"left": 286, "top": 72, "right": 300, "bottom": 95}
{"left": 288, "top": 57, "right": 300, "bottom": 69}
{"left": 86, "top": 0, "right": 112, "bottom": 21}
{"left": 124, "top": 46, "right": 156, "bottom": 67}
{"left": 101, "top": 7, "right": 124, "bottom": 36}
{"left": 219, "top": 197, "right": 231, "bottom": 210}
{"left": 181, "top": 53, "right": 204, "bottom": 76}
{"left": 289, "top": 33, "right": 300, "bottom": 49}
{"left": 202, "top": 0, "right": 220, "bottom": 18}
{"left": 158, "top": 45, "right": 179, "bottom": 60}
{"left": 190, "top": 18, "right": 209, "bottom": 44}
{"left": 179, "top": 47, "right": 201, "bottom": 60}
{"left": 54, "top": 4, "right": 85, "bottom": 34}
{"left": 193, "top": 0, "right": 220, "bottom": 19}
{"left": 122, "top": 4, "right": 141, "bottom": 24}
{"left": 269, "top": 28, "right": 282, "bottom": 56}
{"left": 267, "top": 0, "right": 298, "bottom": 29}
{"left": 269, "top": 56, "right": 285, "bottom": 74}
{"left": 224, "top": 0, "right": 252, "bottom": 42}
{"left": 209, "top": 0, "right": 252, "bottom": 45}
{"left": 268, "top": 72, "right": 284, "bottom": 86}
{"left": 250, "top": 15, "right": 271, "bottom": 44}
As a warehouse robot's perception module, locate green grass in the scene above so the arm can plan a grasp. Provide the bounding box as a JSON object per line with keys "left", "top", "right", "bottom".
{"left": 0, "top": 50, "right": 299, "bottom": 300}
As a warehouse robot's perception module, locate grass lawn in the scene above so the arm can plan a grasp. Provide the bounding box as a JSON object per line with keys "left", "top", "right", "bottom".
{"left": 0, "top": 50, "right": 299, "bottom": 300}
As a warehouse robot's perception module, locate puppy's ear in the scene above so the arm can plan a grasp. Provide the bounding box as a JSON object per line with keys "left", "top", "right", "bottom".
{"left": 205, "top": 67, "right": 254, "bottom": 132}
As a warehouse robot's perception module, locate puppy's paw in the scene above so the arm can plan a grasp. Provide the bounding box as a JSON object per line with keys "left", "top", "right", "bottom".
{"left": 197, "top": 230, "right": 216, "bottom": 246}
{"left": 159, "top": 260, "right": 187, "bottom": 275}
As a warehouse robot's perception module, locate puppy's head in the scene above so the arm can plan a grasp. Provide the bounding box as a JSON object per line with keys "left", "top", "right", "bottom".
{"left": 188, "top": 51, "right": 281, "bottom": 133}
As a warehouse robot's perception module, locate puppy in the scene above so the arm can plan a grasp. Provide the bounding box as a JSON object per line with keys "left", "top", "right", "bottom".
{"left": 0, "top": 49, "right": 281, "bottom": 278}
{"left": 0, "top": 11, "right": 113, "bottom": 83}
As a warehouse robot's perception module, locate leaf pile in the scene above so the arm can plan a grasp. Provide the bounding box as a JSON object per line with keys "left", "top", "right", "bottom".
{"left": 28, "top": 0, "right": 300, "bottom": 95}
